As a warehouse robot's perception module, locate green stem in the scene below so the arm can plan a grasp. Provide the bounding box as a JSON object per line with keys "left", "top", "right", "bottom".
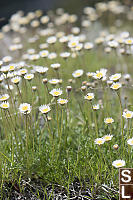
{"left": 59, "top": 108, "right": 63, "bottom": 147}
{"left": 127, "top": 119, "right": 130, "bottom": 139}
{"left": 94, "top": 111, "right": 98, "bottom": 138}
{"left": 45, "top": 114, "right": 53, "bottom": 144}
{"left": 25, "top": 114, "right": 29, "bottom": 171}
{"left": 17, "top": 84, "right": 23, "bottom": 102}
{"left": 91, "top": 102, "right": 98, "bottom": 137}
{"left": 56, "top": 99, "right": 60, "bottom": 138}
{"left": 117, "top": 91, "right": 124, "bottom": 152}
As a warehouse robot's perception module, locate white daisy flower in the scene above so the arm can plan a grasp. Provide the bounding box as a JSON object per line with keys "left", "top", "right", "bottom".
{"left": 127, "top": 138, "right": 133, "bottom": 146}
{"left": 109, "top": 73, "right": 121, "bottom": 82}
{"left": 27, "top": 48, "right": 35, "bottom": 55}
{"left": 108, "top": 40, "right": 118, "bottom": 48}
{"left": 39, "top": 50, "right": 49, "bottom": 58}
{"left": 39, "top": 43, "right": 49, "bottom": 49}
{"left": 72, "top": 69, "right": 84, "bottom": 78}
{"left": 94, "top": 138, "right": 105, "bottom": 145}
{"left": 59, "top": 36, "right": 68, "bottom": 43}
{"left": 19, "top": 68, "right": 28, "bottom": 75}
{"left": 104, "top": 117, "right": 114, "bottom": 124}
{"left": 49, "top": 88, "right": 62, "bottom": 97}
{"left": 110, "top": 82, "right": 122, "bottom": 90}
{"left": 93, "top": 104, "right": 100, "bottom": 110}
{"left": 39, "top": 105, "right": 51, "bottom": 114}
{"left": 40, "top": 16, "right": 49, "bottom": 24}
{"left": 2, "top": 56, "right": 12, "bottom": 63}
{"left": 103, "top": 135, "right": 113, "bottom": 141}
{"left": 24, "top": 74, "right": 34, "bottom": 80}
{"left": 0, "top": 65, "right": 10, "bottom": 73}
{"left": 86, "top": 72, "right": 94, "bottom": 78}
{"left": 11, "top": 76, "right": 21, "bottom": 84}
{"left": 8, "top": 64, "right": 17, "bottom": 71}
{"left": 19, "top": 103, "right": 31, "bottom": 114}
{"left": 57, "top": 98, "right": 68, "bottom": 105}
{"left": 29, "top": 54, "right": 40, "bottom": 61}
{"left": 112, "top": 160, "right": 125, "bottom": 168}
{"left": 84, "top": 42, "right": 94, "bottom": 50}
{"left": 0, "top": 94, "right": 9, "bottom": 102}
{"left": 122, "top": 110, "right": 133, "bottom": 119}
{"left": 123, "top": 74, "right": 130, "bottom": 81}
{"left": 84, "top": 93, "right": 94, "bottom": 101}
{"left": 93, "top": 69, "right": 107, "bottom": 80}
{"left": 68, "top": 40, "right": 79, "bottom": 48}
{"left": 51, "top": 63, "right": 60, "bottom": 70}
{"left": 47, "top": 36, "right": 57, "bottom": 44}
{"left": 34, "top": 66, "right": 48, "bottom": 74}
{"left": 0, "top": 101, "right": 9, "bottom": 109}
{"left": 60, "top": 52, "right": 70, "bottom": 59}
{"left": 49, "top": 79, "right": 60, "bottom": 85}
{"left": 74, "top": 43, "right": 83, "bottom": 51}
{"left": 125, "top": 37, "right": 133, "bottom": 45}
{"left": 48, "top": 52, "right": 57, "bottom": 59}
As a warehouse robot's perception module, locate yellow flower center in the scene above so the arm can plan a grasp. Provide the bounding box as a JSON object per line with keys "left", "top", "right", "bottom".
{"left": 42, "top": 53, "right": 47, "bottom": 56}
{"left": 75, "top": 72, "right": 81, "bottom": 76}
{"left": 127, "top": 40, "right": 132, "bottom": 44}
{"left": 51, "top": 80, "right": 57, "bottom": 83}
{"left": 71, "top": 42, "right": 76, "bottom": 46}
{"left": 130, "top": 140, "right": 133, "bottom": 145}
{"left": 21, "top": 70, "right": 26, "bottom": 73}
{"left": 104, "top": 136, "right": 111, "bottom": 140}
{"left": 26, "top": 75, "right": 32, "bottom": 79}
{"left": 113, "top": 84, "right": 119, "bottom": 89}
{"left": 113, "top": 75, "right": 118, "bottom": 80}
{"left": 87, "top": 95, "right": 93, "bottom": 100}
{"left": 126, "top": 113, "right": 132, "bottom": 118}
{"left": 0, "top": 96, "right": 7, "bottom": 101}
{"left": 116, "top": 163, "right": 122, "bottom": 167}
{"left": 13, "top": 78, "right": 19, "bottom": 83}
{"left": 9, "top": 66, "right": 15, "bottom": 70}
{"left": 96, "top": 72, "right": 103, "bottom": 78}
{"left": 22, "top": 106, "right": 28, "bottom": 111}
{"left": 59, "top": 100, "right": 66, "bottom": 104}
{"left": 97, "top": 140, "right": 103, "bottom": 144}
{"left": 53, "top": 91, "right": 60, "bottom": 96}
{"left": 42, "top": 108, "right": 49, "bottom": 113}
{"left": 106, "top": 118, "right": 113, "bottom": 123}
{"left": 1, "top": 104, "right": 8, "bottom": 108}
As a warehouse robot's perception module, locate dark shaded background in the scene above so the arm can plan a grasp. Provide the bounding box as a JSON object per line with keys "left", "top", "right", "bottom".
{"left": 0, "top": 0, "right": 103, "bottom": 26}
{"left": 0, "top": 0, "right": 131, "bottom": 27}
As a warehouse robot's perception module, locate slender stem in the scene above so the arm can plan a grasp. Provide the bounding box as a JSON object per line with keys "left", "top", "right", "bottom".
{"left": 45, "top": 84, "right": 50, "bottom": 103}
{"left": 98, "top": 145, "right": 102, "bottom": 183}
{"left": 91, "top": 102, "right": 98, "bottom": 137}
{"left": 127, "top": 119, "right": 130, "bottom": 139}
{"left": 94, "top": 111, "right": 98, "bottom": 138}
{"left": 57, "top": 108, "right": 64, "bottom": 161}
{"left": 60, "top": 108, "right": 63, "bottom": 145}
{"left": 25, "top": 114, "right": 29, "bottom": 171}
{"left": 3, "top": 111, "right": 14, "bottom": 162}
{"left": 17, "top": 84, "right": 23, "bottom": 102}
{"left": 117, "top": 91, "right": 124, "bottom": 152}
{"left": 0, "top": 152, "right": 12, "bottom": 163}
{"left": 45, "top": 114, "right": 53, "bottom": 144}
{"left": 56, "top": 99, "right": 60, "bottom": 138}
{"left": 6, "top": 78, "right": 15, "bottom": 108}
